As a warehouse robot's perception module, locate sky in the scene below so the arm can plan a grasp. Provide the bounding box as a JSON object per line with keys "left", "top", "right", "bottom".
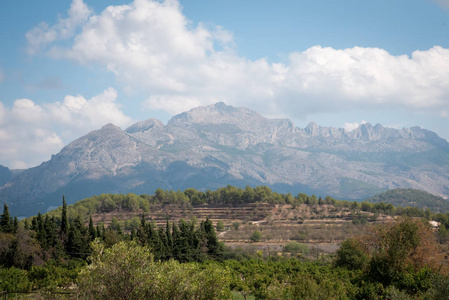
{"left": 0, "top": 0, "right": 448, "bottom": 169}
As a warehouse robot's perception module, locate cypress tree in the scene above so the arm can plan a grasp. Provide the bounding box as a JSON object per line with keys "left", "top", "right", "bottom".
{"left": 158, "top": 227, "right": 168, "bottom": 259}
{"left": 61, "top": 196, "right": 69, "bottom": 236}
{"left": 130, "top": 227, "right": 136, "bottom": 240}
{"left": 202, "top": 217, "right": 222, "bottom": 258}
{"left": 66, "top": 215, "right": 90, "bottom": 259}
{"left": 166, "top": 219, "right": 173, "bottom": 258}
{"left": 13, "top": 216, "right": 18, "bottom": 234}
{"left": 89, "top": 216, "right": 96, "bottom": 240}
{"left": 42, "top": 216, "right": 59, "bottom": 251}
{"left": 0, "top": 203, "right": 13, "bottom": 233}
{"left": 172, "top": 222, "right": 181, "bottom": 261}
{"left": 96, "top": 223, "right": 102, "bottom": 240}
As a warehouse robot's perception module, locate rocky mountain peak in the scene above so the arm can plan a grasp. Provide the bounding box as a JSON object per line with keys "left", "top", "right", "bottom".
{"left": 125, "top": 119, "right": 164, "bottom": 134}
{"left": 101, "top": 123, "right": 122, "bottom": 131}
{"left": 304, "top": 122, "right": 319, "bottom": 136}
{"left": 167, "top": 102, "right": 260, "bottom": 127}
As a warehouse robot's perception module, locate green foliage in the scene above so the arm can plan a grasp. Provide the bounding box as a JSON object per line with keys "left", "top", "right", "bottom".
{"left": 335, "top": 238, "right": 369, "bottom": 271}
{"left": 217, "top": 220, "right": 225, "bottom": 232}
{"left": 61, "top": 196, "right": 69, "bottom": 237}
{"left": 366, "top": 188, "right": 449, "bottom": 212}
{"left": 249, "top": 230, "right": 262, "bottom": 243}
{"left": 0, "top": 267, "right": 31, "bottom": 292}
{"left": 28, "top": 260, "right": 82, "bottom": 290}
{"left": 77, "top": 240, "right": 231, "bottom": 299}
{"left": 232, "top": 222, "right": 240, "bottom": 231}
{"left": 283, "top": 241, "right": 310, "bottom": 255}
{"left": 0, "top": 203, "right": 14, "bottom": 234}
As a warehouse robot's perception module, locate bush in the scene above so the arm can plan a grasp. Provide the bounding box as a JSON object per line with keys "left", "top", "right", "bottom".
{"left": 283, "top": 241, "right": 310, "bottom": 255}
{"left": 335, "top": 238, "right": 368, "bottom": 270}
{"left": 77, "top": 240, "right": 231, "bottom": 299}
{"left": 0, "top": 267, "right": 31, "bottom": 292}
{"left": 249, "top": 230, "right": 262, "bottom": 243}
{"left": 232, "top": 222, "right": 240, "bottom": 231}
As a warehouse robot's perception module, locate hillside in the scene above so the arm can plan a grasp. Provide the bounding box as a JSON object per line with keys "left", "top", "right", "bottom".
{"left": 41, "top": 186, "right": 439, "bottom": 256}
{"left": 2, "top": 102, "right": 449, "bottom": 217}
{"left": 366, "top": 188, "right": 449, "bottom": 212}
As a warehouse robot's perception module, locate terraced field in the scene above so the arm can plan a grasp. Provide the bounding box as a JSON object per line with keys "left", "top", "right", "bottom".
{"left": 91, "top": 203, "right": 394, "bottom": 257}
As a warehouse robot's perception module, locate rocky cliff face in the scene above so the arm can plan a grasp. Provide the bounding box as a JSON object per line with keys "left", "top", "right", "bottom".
{"left": 2, "top": 102, "right": 449, "bottom": 216}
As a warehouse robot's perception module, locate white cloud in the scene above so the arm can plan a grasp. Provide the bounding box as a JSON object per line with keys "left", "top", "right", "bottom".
{"left": 27, "top": 0, "right": 449, "bottom": 120}
{"left": 343, "top": 121, "right": 367, "bottom": 132}
{"left": 0, "top": 88, "right": 132, "bottom": 168}
{"left": 26, "top": 0, "right": 92, "bottom": 54}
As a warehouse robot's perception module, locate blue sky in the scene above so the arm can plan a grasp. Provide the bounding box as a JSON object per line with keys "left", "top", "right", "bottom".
{"left": 0, "top": 0, "right": 448, "bottom": 168}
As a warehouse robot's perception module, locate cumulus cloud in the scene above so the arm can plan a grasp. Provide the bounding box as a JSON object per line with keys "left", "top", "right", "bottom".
{"left": 0, "top": 88, "right": 132, "bottom": 168}
{"left": 343, "top": 121, "right": 367, "bottom": 132}
{"left": 26, "top": 0, "right": 449, "bottom": 120}
{"left": 26, "top": 0, "right": 92, "bottom": 54}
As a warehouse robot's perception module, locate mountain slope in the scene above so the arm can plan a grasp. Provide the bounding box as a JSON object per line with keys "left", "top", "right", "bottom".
{"left": 0, "top": 165, "right": 12, "bottom": 187}
{"left": 2, "top": 102, "right": 449, "bottom": 216}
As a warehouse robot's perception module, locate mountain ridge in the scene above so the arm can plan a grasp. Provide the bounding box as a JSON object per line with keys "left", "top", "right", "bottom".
{"left": 1, "top": 102, "right": 449, "bottom": 216}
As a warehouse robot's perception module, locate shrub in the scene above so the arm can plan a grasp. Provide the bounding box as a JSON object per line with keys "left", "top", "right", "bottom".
{"left": 250, "top": 230, "right": 262, "bottom": 243}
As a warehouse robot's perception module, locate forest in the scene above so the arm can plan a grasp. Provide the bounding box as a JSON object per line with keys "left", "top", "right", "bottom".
{"left": 1, "top": 185, "right": 449, "bottom": 299}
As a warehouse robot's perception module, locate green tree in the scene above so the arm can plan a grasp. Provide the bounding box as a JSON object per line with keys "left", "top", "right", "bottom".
{"left": 283, "top": 241, "right": 310, "bottom": 256}
{"left": 78, "top": 240, "right": 154, "bottom": 300}
{"left": 216, "top": 220, "right": 225, "bottom": 232}
{"left": 335, "top": 238, "right": 369, "bottom": 270}
{"left": 88, "top": 216, "right": 96, "bottom": 240}
{"left": 0, "top": 203, "right": 13, "bottom": 234}
{"left": 250, "top": 230, "right": 262, "bottom": 243}
{"left": 0, "top": 267, "right": 31, "bottom": 293}
{"left": 66, "top": 215, "right": 91, "bottom": 259}
{"left": 78, "top": 240, "right": 231, "bottom": 299}
{"left": 61, "top": 196, "right": 69, "bottom": 237}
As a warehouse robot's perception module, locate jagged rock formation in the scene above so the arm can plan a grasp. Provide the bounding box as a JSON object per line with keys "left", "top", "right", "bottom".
{"left": 2, "top": 102, "right": 449, "bottom": 216}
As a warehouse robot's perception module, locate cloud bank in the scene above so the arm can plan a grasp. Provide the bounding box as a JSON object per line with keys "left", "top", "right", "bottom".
{"left": 25, "top": 0, "right": 449, "bottom": 119}
{"left": 0, "top": 88, "right": 132, "bottom": 168}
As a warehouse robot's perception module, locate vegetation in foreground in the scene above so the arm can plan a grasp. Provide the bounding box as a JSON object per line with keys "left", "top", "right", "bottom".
{"left": 1, "top": 186, "right": 449, "bottom": 299}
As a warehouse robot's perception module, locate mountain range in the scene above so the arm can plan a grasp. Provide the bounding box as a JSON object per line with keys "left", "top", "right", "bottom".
{"left": 1, "top": 102, "right": 449, "bottom": 217}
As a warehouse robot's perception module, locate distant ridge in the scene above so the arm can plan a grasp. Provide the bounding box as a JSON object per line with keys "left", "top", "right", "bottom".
{"left": 1, "top": 102, "right": 449, "bottom": 216}
{"left": 366, "top": 188, "right": 449, "bottom": 212}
